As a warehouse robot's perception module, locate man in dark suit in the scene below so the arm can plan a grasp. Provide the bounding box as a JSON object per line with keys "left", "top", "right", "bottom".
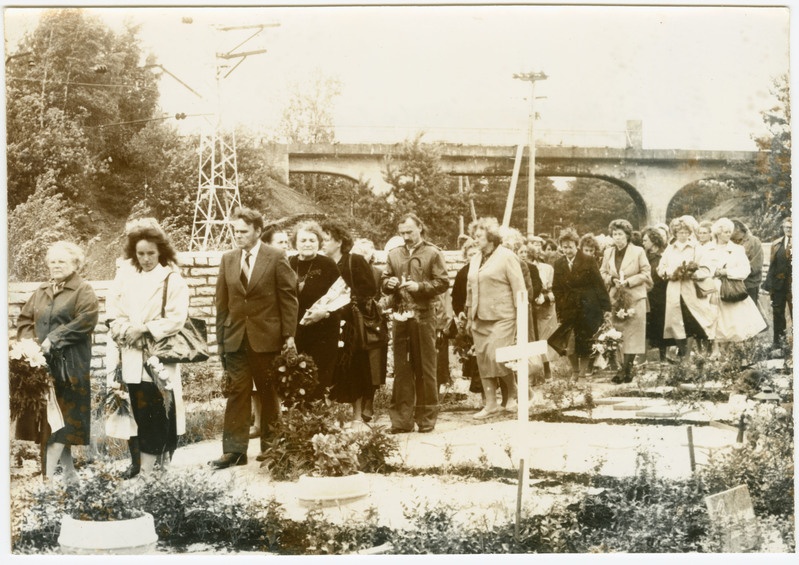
{"left": 210, "top": 207, "right": 298, "bottom": 469}
{"left": 763, "top": 216, "right": 792, "bottom": 354}
{"left": 547, "top": 228, "right": 611, "bottom": 376}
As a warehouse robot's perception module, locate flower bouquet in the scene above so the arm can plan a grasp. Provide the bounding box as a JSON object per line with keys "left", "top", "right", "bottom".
{"left": 98, "top": 366, "right": 138, "bottom": 440}
{"left": 310, "top": 430, "right": 361, "bottom": 477}
{"left": 144, "top": 354, "right": 173, "bottom": 413}
{"left": 267, "top": 351, "right": 319, "bottom": 407}
{"left": 301, "top": 276, "right": 351, "bottom": 325}
{"left": 590, "top": 318, "right": 623, "bottom": 370}
{"left": 613, "top": 286, "right": 636, "bottom": 321}
{"left": 670, "top": 260, "right": 699, "bottom": 281}
{"left": 9, "top": 338, "right": 63, "bottom": 438}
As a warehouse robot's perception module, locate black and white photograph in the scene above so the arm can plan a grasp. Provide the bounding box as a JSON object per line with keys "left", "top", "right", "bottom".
{"left": 3, "top": 1, "right": 795, "bottom": 558}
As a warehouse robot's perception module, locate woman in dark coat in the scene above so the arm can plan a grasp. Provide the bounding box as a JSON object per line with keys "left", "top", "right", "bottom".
{"left": 17, "top": 241, "right": 99, "bottom": 483}
{"left": 321, "top": 220, "right": 381, "bottom": 425}
{"left": 642, "top": 227, "right": 670, "bottom": 367}
{"left": 290, "top": 221, "right": 342, "bottom": 396}
{"left": 451, "top": 238, "right": 481, "bottom": 393}
{"left": 547, "top": 228, "right": 611, "bottom": 377}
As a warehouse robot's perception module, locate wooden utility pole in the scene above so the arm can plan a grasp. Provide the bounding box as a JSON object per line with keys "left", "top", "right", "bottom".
{"left": 513, "top": 71, "right": 548, "bottom": 237}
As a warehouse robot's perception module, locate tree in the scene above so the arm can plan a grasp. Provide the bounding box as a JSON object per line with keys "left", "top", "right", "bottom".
{"left": 6, "top": 8, "right": 160, "bottom": 213}
{"left": 752, "top": 74, "right": 791, "bottom": 237}
{"left": 7, "top": 173, "right": 80, "bottom": 282}
{"left": 382, "top": 134, "right": 466, "bottom": 248}
{"left": 277, "top": 70, "right": 342, "bottom": 144}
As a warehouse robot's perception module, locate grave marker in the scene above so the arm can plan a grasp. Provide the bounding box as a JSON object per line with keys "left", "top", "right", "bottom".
{"left": 704, "top": 485, "right": 760, "bottom": 552}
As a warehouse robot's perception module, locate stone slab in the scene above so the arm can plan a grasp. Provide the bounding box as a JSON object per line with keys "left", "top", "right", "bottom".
{"left": 635, "top": 405, "right": 691, "bottom": 418}
{"left": 612, "top": 398, "right": 660, "bottom": 411}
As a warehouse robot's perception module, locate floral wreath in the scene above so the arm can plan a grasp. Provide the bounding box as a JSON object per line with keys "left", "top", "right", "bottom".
{"left": 266, "top": 351, "right": 319, "bottom": 407}
{"left": 9, "top": 338, "right": 52, "bottom": 421}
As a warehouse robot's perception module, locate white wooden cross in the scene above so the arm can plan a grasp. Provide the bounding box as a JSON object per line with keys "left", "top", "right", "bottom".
{"left": 495, "top": 290, "right": 549, "bottom": 521}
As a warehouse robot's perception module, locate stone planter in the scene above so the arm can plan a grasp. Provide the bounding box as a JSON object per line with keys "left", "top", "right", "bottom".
{"left": 297, "top": 472, "right": 369, "bottom": 506}
{"left": 58, "top": 512, "right": 158, "bottom": 554}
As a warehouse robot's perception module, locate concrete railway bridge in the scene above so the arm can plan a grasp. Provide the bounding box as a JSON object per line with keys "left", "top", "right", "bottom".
{"left": 267, "top": 142, "right": 758, "bottom": 224}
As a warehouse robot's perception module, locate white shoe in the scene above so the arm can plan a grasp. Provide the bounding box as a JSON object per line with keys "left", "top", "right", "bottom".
{"left": 505, "top": 399, "right": 518, "bottom": 413}
{"left": 473, "top": 406, "right": 502, "bottom": 420}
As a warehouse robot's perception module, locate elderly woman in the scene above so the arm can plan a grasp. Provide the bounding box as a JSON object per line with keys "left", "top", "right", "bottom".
{"left": 452, "top": 238, "right": 482, "bottom": 394}
{"left": 17, "top": 241, "right": 99, "bottom": 483}
{"left": 108, "top": 221, "right": 189, "bottom": 475}
{"left": 290, "top": 221, "right": 341, "bottom": 396}
{"left": 322, "top": 219, "right": 381, "bottom": 425}
{"left": 529, "top": 236, "right": 557, "bottom": 343}
{"left": 641, "top": 226, "right": 670, "bottom": 366}
{"left": 657, "top": 216, "right": 718, "bottom": 358}
{"left": 709, "top": 218, "right": 767, "bottom": 350}
{"left": 696, "top": 221, "right": 714, "bottom": 249}
{"left": 600, "top": 219, "right": 653, "bottom": 383}
{"left": 466, "top": 218, "right": 527, "bottom": 418}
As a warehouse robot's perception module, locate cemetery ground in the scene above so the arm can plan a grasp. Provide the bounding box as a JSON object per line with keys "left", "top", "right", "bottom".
{"left": 9, "top": 335, "right": 796, "bottom": 555}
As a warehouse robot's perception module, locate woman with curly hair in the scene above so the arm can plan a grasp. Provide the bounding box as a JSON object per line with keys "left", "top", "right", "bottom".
{"left": 600, "top": 219, "right": 652, "bottom": 383}
{"left": 641, "top": 226, "right": 670, "bottom": 365}
{"left": 657, "top": 215, "right": 718, "bottom": 358}
{"left": 107, "top": 219, "right": 189, "bottom": 475}
{"left": 321, "top": 219, "right": 381, "bottom": 425}
{"left": 17, "top": 241, "right": 99, "bottom": 483}
{"left": 289, "top": 220, "right": 341, "bottom": 396}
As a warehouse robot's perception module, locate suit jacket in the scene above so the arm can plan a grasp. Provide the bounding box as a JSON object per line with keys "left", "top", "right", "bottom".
{"left": 764, "top": 237, "right": 792, "bottom": 294}
{"left": 466, "top": 245, "right": 526, "bottom": 321}
{"left": 552, "top": 251, "right": 611, "bottom": 324}
{"left": 215, "top": 245, "right": 299, "bottom": 354}
{"left": 600, "top": 243, "right": 653, "bottom": 303}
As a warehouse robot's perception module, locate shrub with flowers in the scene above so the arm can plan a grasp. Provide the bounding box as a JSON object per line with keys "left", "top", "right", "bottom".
{"left": 311, "top": 430, "right": 362, "bottom": 477}
{"left": 590, "top": 318, "right": 623, "bottom": 370}
{"left": 267, "top": 351, "right": 319, "bottom": 408}
{"left": 9, "top": 339, "right": 52, "bottom": 422}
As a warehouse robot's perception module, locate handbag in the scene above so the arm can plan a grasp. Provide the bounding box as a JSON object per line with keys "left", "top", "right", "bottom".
{"left": 351, "top": 298, "right": 388, "bottom": 351}
{"left": 693, "top": 277, "right": 717, "bottom": 299}
{"left": 719, "top": 276, "right": 748, "bottom": 303}
{"left": 145, "top": 272, "right": 209, "bottom": 363}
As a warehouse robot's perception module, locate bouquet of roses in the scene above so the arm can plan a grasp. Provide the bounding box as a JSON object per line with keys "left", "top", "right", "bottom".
{"left": 670, "top": 260, "right": 699, "bottom": 281}
{"left": 591, "top": 317, "right": 623, "bottom": 370}
{"left": 9, "top": 339, "right": 52, "bottom": 421}
{"left": 267, "top": 350, "right": 319, "bottom": 408}
{"left": 97, "top": 365, "right": 138, "bottom": 439}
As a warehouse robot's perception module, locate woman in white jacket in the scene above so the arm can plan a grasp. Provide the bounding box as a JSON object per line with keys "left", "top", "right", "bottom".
{"left": 709, "top": 218, "right": 767, "bottom": 350}
{"left": 109, "top": 219, "right": 188, "bottom": 475}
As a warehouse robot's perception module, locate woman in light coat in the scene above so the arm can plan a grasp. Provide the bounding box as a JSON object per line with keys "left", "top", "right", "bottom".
{"left": 657, "top": 216, "right": 718, "bottom": 358}
{"left": 108, "top": 219, "right": 188, "bottom": 474}
{"left": 600, "top": 219, "right": 653, "bottom": 383}
{"left": 709, "top": 218, "right": 767, "bottom": 350}
{"left": 466, "top": 217, "right": 526, "bottom": 419}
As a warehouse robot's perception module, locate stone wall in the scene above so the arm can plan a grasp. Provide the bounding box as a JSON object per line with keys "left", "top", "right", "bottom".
{"left": 7, "top": 250, "right": 467, "bottom": 375}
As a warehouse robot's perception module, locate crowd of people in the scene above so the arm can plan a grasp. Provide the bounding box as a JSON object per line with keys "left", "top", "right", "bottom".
{"left": 15, "top": 208, "right": 790, "bottom": 481}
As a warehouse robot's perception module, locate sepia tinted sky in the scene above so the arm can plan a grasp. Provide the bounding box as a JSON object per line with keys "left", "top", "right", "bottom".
{"left": 3, "top": 3, "right": 792, "bottom": 151}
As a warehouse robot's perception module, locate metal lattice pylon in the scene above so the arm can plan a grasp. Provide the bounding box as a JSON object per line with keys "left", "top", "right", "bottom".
{"left": 190, "top": 129, "right": 242, "bottom": 250}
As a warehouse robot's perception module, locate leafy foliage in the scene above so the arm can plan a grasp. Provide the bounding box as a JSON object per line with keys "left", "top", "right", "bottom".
{"left": 382, "top": 134, "right": 467, "bottom": 248}
{"left": 277, "top": 70, "right": 342, "bottom": 144}
{"left": 7, "top": 180, "right": 81, "bottom": 282}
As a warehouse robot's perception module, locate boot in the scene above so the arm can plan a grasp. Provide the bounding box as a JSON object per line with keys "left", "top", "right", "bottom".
{"left": 121, "top": 437, "right": 141, "bottom": 479}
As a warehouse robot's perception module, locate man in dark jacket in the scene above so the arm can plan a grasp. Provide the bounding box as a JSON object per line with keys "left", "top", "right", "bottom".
{"left": 763, "top": 216, "right": 792, "bottom": 354}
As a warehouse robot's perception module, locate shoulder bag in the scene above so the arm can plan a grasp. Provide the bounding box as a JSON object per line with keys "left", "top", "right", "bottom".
{"left": 145, "top": 272, "right": 210, "bottom": 363}
{"left": 719, "top": 276, "right": 748, "bottom": 303}
{"left": 349, "top": 255, "right": 388, "bottom": 351}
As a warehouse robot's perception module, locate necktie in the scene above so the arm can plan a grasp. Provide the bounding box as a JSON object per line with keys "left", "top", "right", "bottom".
{"left": 786, "top": 237, "right": 791, "bottom": 260}
{"left": 240, "top": 252, "right": 252, "bottom": 287}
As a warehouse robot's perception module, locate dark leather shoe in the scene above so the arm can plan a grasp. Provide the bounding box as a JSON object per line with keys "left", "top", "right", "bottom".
{"left": 417, "top": 426, "right": 434, "bottom": 433}
{"left": 255, "top": 450, "right": 270, "bottom": 462}
{"left": 120, "top": 465, "right": 140, "bottom": 480}
{"left": 209, "top": 453, "right": 247, "bottom": 469}
{"left": 389, "top": 428, "right": 413, "bottom": 435}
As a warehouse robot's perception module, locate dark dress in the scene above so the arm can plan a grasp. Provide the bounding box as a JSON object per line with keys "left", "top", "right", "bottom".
{"left": 289, "top": 254, "right": 341, "bottom": 391}
{"left": 451, "top": 264, "right": 480, "bottom": 391}
{"left": 646, "top": 250, "right": 669, "bottom": 350}
{"left": 330, "top": 252, "right": 380, "bottom": 403}
{"left": 16, "top": 272, "right": 99, "bottom": 446}
{"left": 548, "top": 251, "right": 611, "bottom": 357}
